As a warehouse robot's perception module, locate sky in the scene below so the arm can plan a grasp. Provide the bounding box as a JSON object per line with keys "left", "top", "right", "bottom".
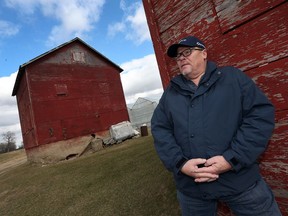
{"left": 0, "top": 0, "right": 164, "bottom": 147}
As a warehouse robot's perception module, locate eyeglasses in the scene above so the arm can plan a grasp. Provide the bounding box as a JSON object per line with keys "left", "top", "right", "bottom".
{"left": 174, "top": 48, "right": 203, "bottom": 61}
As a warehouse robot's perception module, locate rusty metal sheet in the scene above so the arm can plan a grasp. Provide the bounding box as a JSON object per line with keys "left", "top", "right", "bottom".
{"left": 212, "top": 0, "right": 286, "bottom": 33}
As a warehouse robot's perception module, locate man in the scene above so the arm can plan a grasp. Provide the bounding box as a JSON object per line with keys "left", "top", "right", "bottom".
{"left": 151, "top": 36, "right": 282, "bottom": 215}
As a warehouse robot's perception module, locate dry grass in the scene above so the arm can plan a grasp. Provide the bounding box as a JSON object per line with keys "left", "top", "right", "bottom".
{"left": 0, "top": 135, "right": 180, "bottom": 216}
{"left": 0, "top": 149, "right": 26, "bottom": 163}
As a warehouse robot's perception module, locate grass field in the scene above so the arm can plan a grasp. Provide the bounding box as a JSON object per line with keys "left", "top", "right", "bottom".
{"left": 0, "top": 135, "right": 181, "bottom": 216}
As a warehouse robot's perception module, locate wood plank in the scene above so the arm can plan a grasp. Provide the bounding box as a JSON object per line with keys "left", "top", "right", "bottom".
{"left": 150, "top": 2, "right": 288, "bottom": 87}
{"left": 246, "top": 57, "right": 288, "bottom": 111}
{"left": 152, "top": 0, "right": 208, "bottom": 33}
{"left": 262, "top": 110, "right": 288, "bottom": 160}
{"left": 160, "top": 1, "right": 220, "bottom": 86}
{"left": 260, "top": 108, "right": 288, "bottom": 215}
{"left": 213, "top": 0, "right": 285, "bottom": 33}
{"left": 143, "top": 1, "right": 288, "bottom": 213}
{"left": 208, "top": 2, "right": 288, "bottom": 72}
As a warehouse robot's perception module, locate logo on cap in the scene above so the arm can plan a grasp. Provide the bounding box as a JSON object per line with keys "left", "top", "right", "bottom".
{"left": 196, "top": 42, "right": 205, "bottom": 48}
{"left": 179, "top": 39, "right": 186, "bottom": 43}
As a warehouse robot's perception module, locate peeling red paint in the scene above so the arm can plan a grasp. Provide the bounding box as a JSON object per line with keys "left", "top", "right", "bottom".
{"left": 143, "top": 0, "right": 288, "bottom": 214}
{"left": 213, "top": 0, "right": 285, "bottom": 33}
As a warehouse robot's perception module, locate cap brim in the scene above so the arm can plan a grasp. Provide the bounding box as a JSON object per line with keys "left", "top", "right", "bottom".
{"left": 167, "top": 44, "right": 191, "bottom": 57}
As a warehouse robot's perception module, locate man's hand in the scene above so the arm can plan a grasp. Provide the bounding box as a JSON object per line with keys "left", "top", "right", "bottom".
{"left": 180, "top": 156, "right": 232, "bottom": 183}
{"left": 204, "top": 155, "right": 232, "bottom": 175}
{"left": 180, "top": 158, "right": 219, "bottom": 183}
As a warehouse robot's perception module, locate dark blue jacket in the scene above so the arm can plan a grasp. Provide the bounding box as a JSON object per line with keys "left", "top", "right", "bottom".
{"left": 151, "top": 61, "right": 275, "bottom": 199}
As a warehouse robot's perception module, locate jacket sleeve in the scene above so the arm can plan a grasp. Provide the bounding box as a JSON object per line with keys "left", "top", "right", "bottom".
{"left": 151, "top": 93, "right": 187, "bottom": 174}
{"left": 223, "top": 69, "right": 275, "bottom": 172}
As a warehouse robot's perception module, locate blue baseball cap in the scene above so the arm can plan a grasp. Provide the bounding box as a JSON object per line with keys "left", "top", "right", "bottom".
{"left": 167, "top": 36, "right": 206, "bottom": 57}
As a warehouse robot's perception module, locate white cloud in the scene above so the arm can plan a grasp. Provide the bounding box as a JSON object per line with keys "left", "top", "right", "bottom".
{"left": 108, "top": 22, "right": 125, "bottom": 37}
{"left": 4, "top": 0, "right": 37, "bottom": 14}
{"left": 0, "top": 72, "right": 22, "bottom": 146}
{"left": 125, "top": 3, "right": 150, "bottom": 44}
{"left": 0, "top": 72, "right": 17, "bottom": 104}
{"left": 45, "top": 0, "right": 105, "bottom": 46}
{"left": 108, "top": 1, "right": 151, "bottom": 45}
{"left": 0, "top": 20, "right": 20, "bottom": 37}
{"left": 4, "top": 0, "right": 106, "bottom": 46}
{"left": 120, "top": 54, "right": 163, "bottom": 104}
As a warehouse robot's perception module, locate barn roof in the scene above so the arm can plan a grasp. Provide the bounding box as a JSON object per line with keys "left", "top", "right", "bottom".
{"left": 12, "top": 37, "right": 123, "bottom": 96}
{"left": 130, "top": 97, "right": 158, "bottom": 109}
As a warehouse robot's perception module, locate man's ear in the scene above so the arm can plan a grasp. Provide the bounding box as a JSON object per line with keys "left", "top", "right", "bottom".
{"left": 202, "top": 49, "right": 208, "bottom": 60}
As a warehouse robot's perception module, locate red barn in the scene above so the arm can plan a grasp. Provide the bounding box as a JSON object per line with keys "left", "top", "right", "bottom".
{"left": 12, "top": 37, "right": 129, "bottom": 163}
{"left": 143, "top": 0, "right": 288, "bottom": 214}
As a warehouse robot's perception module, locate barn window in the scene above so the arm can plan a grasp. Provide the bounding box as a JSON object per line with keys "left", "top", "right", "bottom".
{"left": 72, "top": 51, "right": 85, "bottom": 63}
{"left": 55, "top": 84, "right": 68, "bottom": 96}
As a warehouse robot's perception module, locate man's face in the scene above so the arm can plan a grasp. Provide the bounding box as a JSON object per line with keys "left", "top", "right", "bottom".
{"left": 175, "top": 46, "right": 207, "bottom": 80}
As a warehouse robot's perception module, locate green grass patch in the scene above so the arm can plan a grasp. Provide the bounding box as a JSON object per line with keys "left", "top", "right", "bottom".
{"left": 0, "top": 135, "right": 180, "bottom": 216}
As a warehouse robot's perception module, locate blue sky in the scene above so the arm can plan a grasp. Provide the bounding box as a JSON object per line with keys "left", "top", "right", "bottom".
{"left": 0, "top": 0, "right": 153, "bottom": 75}
{"left": 0, "top": 0, "right": 163, "bottom": 146}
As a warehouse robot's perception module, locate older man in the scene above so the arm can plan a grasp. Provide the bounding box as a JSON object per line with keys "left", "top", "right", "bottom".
{"left": 151, "top": 36, "right": 282, "bottom": 215}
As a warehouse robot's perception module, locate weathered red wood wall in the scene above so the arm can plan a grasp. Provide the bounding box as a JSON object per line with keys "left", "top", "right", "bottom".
{"left": 16, "top": 40, "right": 129, "bottom": 150}
{"left": 143, "top": 0, "right": 288, "bottom": 215}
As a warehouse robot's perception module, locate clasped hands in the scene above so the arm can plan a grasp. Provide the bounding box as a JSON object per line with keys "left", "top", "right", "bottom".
{"left": 180, "top": 156, "right": 232, "bottom": 183}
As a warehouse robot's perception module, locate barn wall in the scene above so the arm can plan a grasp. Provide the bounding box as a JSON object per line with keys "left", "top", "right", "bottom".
{"left": 143, "top": 0, "right": 288, "bottom": 214}
{"left": 25, "top": 42, "right": 128, "bottom": 149}
{"left": 16, "top": 71, "right": 37, "bottom": 148}
{"left": 16, "top": 40, "right": 129, "bottom": 162}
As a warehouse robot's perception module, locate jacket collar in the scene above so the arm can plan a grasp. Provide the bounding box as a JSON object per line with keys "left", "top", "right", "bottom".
{"left": 171, "top": 61, "right": 220, "bottom": 96}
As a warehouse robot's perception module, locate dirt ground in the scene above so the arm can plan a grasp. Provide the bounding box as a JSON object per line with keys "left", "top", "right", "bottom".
{"left": 0, "top": 150, "right": 27, "bottom": 175}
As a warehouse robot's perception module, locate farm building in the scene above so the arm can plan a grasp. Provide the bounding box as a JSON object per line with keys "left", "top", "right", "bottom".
{"left": 143, "top": 0, "right": 288, "bottom": 214}
{"left": 128, "top": 97, "right": 157, "bottom": 128}
{"left": 12, "top": 37, "right": 129, "bottom": 163}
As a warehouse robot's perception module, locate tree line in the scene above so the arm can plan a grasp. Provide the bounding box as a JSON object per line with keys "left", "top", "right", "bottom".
{"left": 0, "top": 131, "right": 23, "bottom": 153}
